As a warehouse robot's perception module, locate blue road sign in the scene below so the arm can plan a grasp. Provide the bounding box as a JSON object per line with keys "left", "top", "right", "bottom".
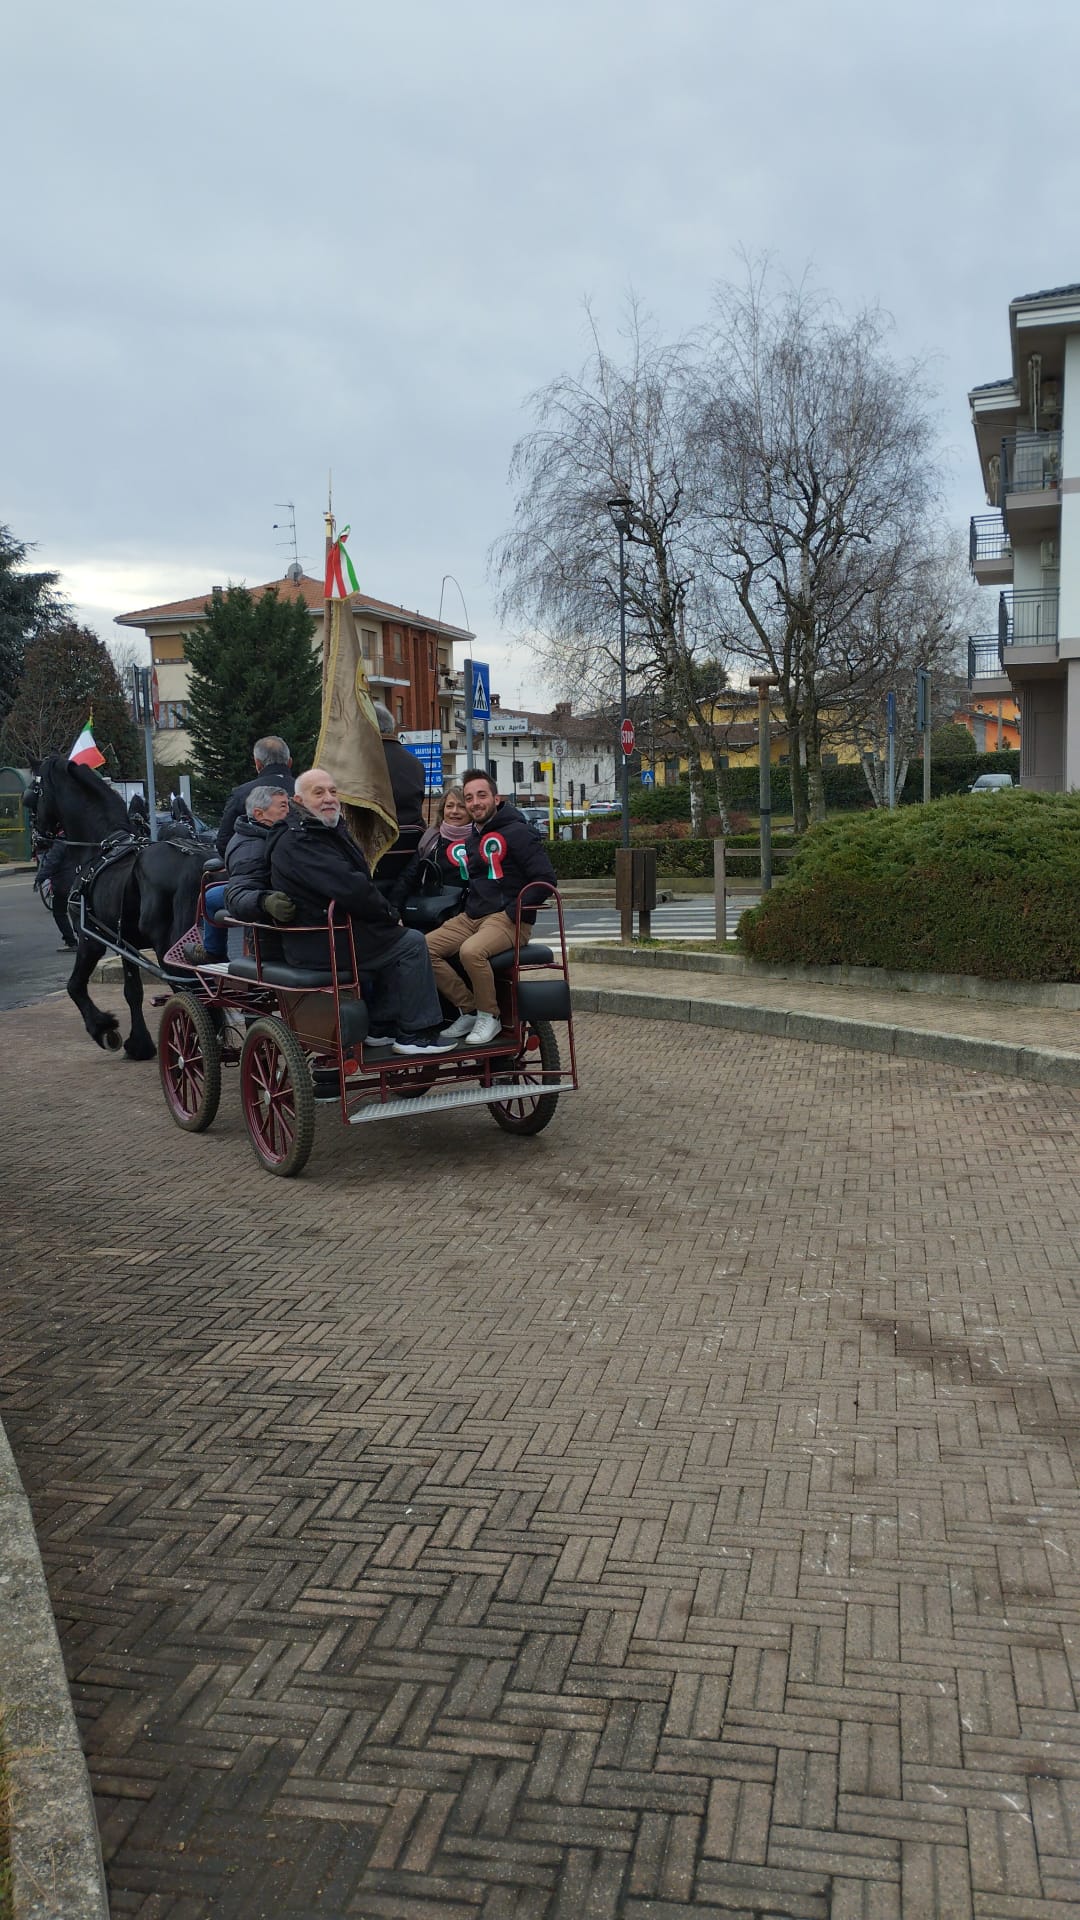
{"left": 400, "top": 734, "right": 444, "bottom": 787}
{"left": 640, "top": 769, "right": 655, "bottom": 785}
{"left": 886, "top": 690, "right": 896, "bottom": 734}
{"left": 471, "top": 661, "right": 490, "bottom": 718}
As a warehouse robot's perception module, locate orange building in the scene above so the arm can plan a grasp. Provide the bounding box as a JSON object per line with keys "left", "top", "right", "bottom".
{"left": 951, "top": 693, "right": 1021, "bottom": 753}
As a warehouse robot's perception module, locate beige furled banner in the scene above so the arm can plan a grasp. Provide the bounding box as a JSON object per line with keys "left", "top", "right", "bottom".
{"left": 314, "top": 595, "right": 398, "bottom": 865}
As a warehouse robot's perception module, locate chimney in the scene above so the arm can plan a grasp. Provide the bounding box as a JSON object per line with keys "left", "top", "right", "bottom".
{"left": 553, "top": 701, "right": 572, "bottom": 717}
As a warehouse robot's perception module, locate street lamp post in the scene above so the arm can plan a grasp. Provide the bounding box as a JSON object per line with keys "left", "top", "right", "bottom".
{"left": 749, "top": 673, "right": 780, "bottom": 890}
{"left": 607, "top": 495, "right": 633, "bottom": 850}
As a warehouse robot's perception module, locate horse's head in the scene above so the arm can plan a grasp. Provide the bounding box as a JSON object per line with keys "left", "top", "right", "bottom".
{"left": 34, "top": 753, "right": 128, "bottom": 847}
{"left": 33, "top": 755, "right": 65, "bottom": 840}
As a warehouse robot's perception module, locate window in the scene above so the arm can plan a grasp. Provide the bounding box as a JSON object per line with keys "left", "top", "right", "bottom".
{"left": 428, "top": 640, "right": 435, "bottom": 668}
{"left": 593, "top": 763, "right": 599, "bottom": 784}
{"left": 664, "top": 758, "right": 678, "bottom": 781}
{"left": 714, "top": 754, "right": 729, "bottom": 771}
{"left": 822, "top": 752, "right": 839, "bottom": 768}
{"left": 392, "top": 630, "right": 403, "bottom": 663}
{"left": 395, "top": 699, "right": 404, "bottom": 726}
{"left": 158, "top": 702, "right": 189, "bottom": 730}
{"left": 533, "top": 760, "right": 542, "bottom": 782}
{"left": 488, "top": 760, "right": 498, "bottom": 782}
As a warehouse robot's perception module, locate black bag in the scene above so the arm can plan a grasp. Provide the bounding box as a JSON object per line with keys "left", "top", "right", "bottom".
{"left": 400, "top": 857, "right": 464, "bottom": 931}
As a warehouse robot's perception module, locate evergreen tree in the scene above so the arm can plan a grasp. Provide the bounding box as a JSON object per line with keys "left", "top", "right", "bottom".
{"left": 0, "top": 524, "right": 69, "bottom": 725}
{"left": 184, "top": 586, "right": 321, "bottom": 814}
{"left": 1, "top": 624, "right": 142, "bottom": 773}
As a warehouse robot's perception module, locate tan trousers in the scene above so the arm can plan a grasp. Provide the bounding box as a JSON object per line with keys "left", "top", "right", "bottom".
{"left": 426, "top": 911, "right": 519, "bottom": 1017}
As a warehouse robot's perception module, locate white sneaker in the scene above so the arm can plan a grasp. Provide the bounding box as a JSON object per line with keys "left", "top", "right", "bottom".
{"left": 440, "top": 1011, "right": 477, "bottom": 1041}
{"left": 468, "top": 1012, "right": 502, "bottom": 1046}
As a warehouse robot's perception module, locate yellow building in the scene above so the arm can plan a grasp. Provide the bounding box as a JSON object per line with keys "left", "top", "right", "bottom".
{"left": 639, "top": 699, "right": 862, "bottom": 783}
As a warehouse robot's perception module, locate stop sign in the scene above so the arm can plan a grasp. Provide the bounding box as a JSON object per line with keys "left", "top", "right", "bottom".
{"left": 620, "top": 717, "right": 635, "bottom": 756}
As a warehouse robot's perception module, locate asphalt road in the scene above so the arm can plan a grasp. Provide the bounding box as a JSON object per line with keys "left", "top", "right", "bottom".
{"left": 0, "top": 871, "right": 78, "bottom": 1010}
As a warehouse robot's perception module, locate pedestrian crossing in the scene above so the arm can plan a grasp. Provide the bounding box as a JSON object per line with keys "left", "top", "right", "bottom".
{"left": 536, "top": 897, "right": 757, "bottom": 943}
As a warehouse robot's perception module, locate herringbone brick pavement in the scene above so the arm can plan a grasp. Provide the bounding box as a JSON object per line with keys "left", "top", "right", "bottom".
{"left": 3, "top": 990, "right": 1080, "bottom": 1918}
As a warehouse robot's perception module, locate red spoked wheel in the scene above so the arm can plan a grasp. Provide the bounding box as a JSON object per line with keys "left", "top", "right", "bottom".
{"left": 488, "top": 1020, "right": 561, "bottom": 1136}
{"left": 158, "top": 993, "right": 222, "bottom": 1133}
{"left": 240, "top": 1017, "right": 316, "bottom": 1177}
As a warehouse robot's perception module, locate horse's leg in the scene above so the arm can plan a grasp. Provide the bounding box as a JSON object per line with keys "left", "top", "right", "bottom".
{"left": 120, "top": 956, "right": 156, "bottom": 1061}
{"left": 66, "top": 935, "right": 123, "bottom": 1052}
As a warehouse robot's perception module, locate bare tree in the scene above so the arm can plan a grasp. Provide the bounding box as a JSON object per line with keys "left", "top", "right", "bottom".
{"left": 490, "top": 305, "right": 732, "bottom": 832}
{"left": 693, "top": 262, "right": 941, "bottom": 830}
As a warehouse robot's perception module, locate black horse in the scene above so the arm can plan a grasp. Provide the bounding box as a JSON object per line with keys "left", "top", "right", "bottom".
{"left": 34, "top": 754, "right": 215, "bottom": 1060}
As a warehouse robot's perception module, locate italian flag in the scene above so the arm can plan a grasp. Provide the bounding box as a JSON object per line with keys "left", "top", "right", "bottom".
{"left": 69, "top": 722, "right": 106, "bottom": 769}
{"left": 325, "top": 525, "right": 359, "bottom": 600}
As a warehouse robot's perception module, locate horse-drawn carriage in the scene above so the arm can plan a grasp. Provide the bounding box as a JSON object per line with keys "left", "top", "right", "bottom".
{"left": 156, "top": 874, "right": 578, "bottom": 1177}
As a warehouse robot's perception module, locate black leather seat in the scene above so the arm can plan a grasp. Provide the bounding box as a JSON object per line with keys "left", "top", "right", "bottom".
{"left": 228, "top": 957, "right": 355, "bottom": 989}
{"left": 490, "top": 943, "right": 554, "bottom": 972}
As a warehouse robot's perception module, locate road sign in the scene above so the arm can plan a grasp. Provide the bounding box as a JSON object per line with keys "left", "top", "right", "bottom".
{"left": 640, "top": 768, "right": 655, "bottom": 786}
{"left": 401, "top": 732, "right": 444, "bottom": 786}
{"left": 554, "top": 738, "right": 566, "bottom": 758}
{"left": 471, "top": 661, "right": 490, "bottom": 718}
{"left": 150, "top": 667, "right": 160, "bottom": 727}
{"left": 620, "top": 717, "right": 635, "bottom": 756}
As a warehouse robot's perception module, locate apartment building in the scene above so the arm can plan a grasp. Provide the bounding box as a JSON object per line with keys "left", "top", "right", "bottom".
{"left": 116, "top": 571, "right": 471, "bottom": 772}
{"left": 967, "top": 282, "right": 1080, "bottom": 788}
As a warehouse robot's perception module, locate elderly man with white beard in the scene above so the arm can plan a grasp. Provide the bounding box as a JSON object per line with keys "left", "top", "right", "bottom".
{"left": 270, "top": 768, "right": 454, "bottom": 1057}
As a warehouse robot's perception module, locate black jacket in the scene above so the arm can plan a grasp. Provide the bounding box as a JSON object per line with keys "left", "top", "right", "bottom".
{"left": 462, "top": 802, "right": 556, "bottom": 924}
{"left": 270, "top": 809, "right": 402, "bottom": 971}
{"left": 215, "top": 765, "right": 294, "bottom": 856}
{"left": 222, "top": 817, "right": 286, "bottom": 922}
{"left": 383, "top": 739, "right": 427, "bottom": 826}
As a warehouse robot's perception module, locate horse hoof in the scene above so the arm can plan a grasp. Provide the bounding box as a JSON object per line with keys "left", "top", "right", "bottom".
{"left": 123, "top": 1038, "right": 157, "bottom": 1062}
{"left": 101, "top": 1028, "right": 123, "bottom": 1053}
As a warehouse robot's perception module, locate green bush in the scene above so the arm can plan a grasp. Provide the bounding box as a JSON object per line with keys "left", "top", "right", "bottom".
{"left": 738, "top": 790, "right": 1080, "bottom": 981}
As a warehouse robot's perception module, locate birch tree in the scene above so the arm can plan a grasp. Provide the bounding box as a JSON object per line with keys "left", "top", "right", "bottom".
{"left": 490, "top": 307, "right": 732, "bottom": 832}
{"left": 694, "top": 263, "right": 940, "bottom": 830}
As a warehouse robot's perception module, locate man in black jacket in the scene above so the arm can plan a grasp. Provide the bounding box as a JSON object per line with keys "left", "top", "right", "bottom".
{"left": 215, "top": 735, "right": 294, "bottom": 856}
{"left": 222, "top": 786, "right": 295, "bottom": 922}
{"left": 271, "top": 768, "right": 454, "bottom": 1056}
{"left": 426, "top": 768, "right": 556, "bottom": 1047}
{"left": 372, "top": 702, "right": 427, "bottom": 898}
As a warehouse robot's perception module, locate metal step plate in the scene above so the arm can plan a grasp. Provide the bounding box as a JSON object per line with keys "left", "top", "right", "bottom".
{"left": 348, "top": 1078, "right": 573, "bottom": 1125}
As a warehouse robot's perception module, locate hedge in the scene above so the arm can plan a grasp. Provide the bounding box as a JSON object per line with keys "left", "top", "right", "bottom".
{"left": 629, "top": 751, "right": 1021, "bottom": 820}
{"left": 737, "top": 790, "right": 1080, "bottom": 981}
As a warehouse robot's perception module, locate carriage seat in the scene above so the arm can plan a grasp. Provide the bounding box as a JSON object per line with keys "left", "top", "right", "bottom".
{"left": 202, "top": 856, "right": 226, "bottom": 875}
{"left": 490, "top": 943, "right": 554, "bottom": 972}
{"left": 227, "top": 957, "right": 356, "bottom": 989}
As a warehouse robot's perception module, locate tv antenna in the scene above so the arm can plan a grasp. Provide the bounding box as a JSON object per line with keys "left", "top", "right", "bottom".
{"left": 272, "top": 502, "right": 303, "bottom": 581}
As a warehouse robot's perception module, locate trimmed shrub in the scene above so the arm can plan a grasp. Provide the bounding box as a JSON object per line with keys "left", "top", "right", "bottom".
{"left": 738, "top": 790, "right": 1080, "bottom": 981}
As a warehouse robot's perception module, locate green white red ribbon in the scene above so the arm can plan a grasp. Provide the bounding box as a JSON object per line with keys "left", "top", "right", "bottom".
{"left": 325, "top": 526, "right": 359, "bottom": 600}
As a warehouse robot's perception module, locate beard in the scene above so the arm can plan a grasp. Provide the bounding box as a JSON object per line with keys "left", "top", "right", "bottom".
{"left": 319, "top": 803, "right": 342, "bottom": 828}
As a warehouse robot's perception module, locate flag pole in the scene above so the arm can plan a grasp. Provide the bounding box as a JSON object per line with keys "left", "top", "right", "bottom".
{"left": 323, "top": 499, "right": 336, "bottom": 705}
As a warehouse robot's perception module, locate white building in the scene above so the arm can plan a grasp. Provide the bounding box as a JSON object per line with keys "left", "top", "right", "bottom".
{"left": 451, "top": 694, "right": 619, "bottom": 807}
{"left": 967, "top": 282, "right": 1080, "bottom": 788}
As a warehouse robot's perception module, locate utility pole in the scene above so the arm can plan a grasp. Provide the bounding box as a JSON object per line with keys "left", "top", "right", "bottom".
{"left": 917, "top": 669, "right": 931, "bottom": 803}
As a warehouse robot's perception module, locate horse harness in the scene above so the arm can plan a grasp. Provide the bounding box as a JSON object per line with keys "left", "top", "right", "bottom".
{"left": 66, "top": 830, "right": 210, "bottom": 947}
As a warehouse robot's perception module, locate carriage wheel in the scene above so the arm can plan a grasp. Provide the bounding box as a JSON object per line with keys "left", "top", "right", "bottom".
{"left": 240, "top": 1017, "right": 316, "bottom": 1177}
{"left": 158, "top": 993, "right": 222, "bottom": 1133}
{"left": 488, "top": 1020, "right": 561, "bottom": 1137}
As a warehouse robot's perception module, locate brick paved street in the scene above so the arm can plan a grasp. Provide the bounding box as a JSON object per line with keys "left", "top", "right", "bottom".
{"left": 3, "top": 989, "right": 1080, "bottom": 1918}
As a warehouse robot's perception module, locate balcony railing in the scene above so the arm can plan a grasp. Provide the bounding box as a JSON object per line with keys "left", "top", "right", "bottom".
{"left": 995, "top": 431, "right": 1062, "bottom": 503}
{"left": 968, "top": 637, "right": 1006, "bottom": 684}
{"left": 969, "top": 514, "right": 1010, "bottom": 569}
{"left": 999, "top": 587, "right": 1058, "bottom": 649}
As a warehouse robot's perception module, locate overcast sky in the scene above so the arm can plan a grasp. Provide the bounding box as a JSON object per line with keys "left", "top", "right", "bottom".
{"left": 6, "top": 0, "right": 1079, "bottom": 709}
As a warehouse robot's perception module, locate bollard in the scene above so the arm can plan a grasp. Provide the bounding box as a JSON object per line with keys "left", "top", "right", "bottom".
{"left": 713, "top": 837, "right": 726, "bottom": 945}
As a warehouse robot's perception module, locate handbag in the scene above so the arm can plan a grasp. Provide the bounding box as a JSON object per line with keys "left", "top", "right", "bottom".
{"left": 400, "top": 857, "right": 464, "bottom": 931}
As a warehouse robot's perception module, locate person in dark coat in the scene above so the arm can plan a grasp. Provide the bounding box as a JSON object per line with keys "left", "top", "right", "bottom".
{"left": 426, "top": 768, "right": 557, "bottom": 1047}
{"left": 372, "top": 702, "right": 427, "bottom": 897}
{"left": 270, "top": 768, "right": 454, "bottom": 1056}
{"left": 387, "top": 784, "right": 470, "bottom": 915}
{"left": 215, "top": 735, "right": 294, "bottom": 856}
{"left": 184, "top": 786, "right": 295, "bottom": 962}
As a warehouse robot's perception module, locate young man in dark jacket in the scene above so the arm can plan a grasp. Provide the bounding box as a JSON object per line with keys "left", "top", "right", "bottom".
{"left": 426, "top": 768, "right": 557, "bottom": 1046}
{"left": 270, "top": 768, "right": 454, "bottom": 1055}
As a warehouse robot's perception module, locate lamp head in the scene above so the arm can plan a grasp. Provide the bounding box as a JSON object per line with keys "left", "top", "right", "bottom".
{"left": 607, "top": 495, "right": 633, "bottom": 537}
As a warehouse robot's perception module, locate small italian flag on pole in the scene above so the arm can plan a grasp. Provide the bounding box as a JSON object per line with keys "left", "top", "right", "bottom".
{"left": 69, "top": 719, "right": 106, "bottom": 769}
{"left": 324, "top": 525, "right": 359, "bottom": 600}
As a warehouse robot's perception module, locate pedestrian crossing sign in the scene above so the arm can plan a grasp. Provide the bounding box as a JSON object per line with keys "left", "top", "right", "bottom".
{"left": 471, "top": 663, "right": 490, "bottom": 717}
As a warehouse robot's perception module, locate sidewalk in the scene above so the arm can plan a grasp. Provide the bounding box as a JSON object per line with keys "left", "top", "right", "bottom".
{"left": 570, "top": 946, "right": 1080, "bottom": 1085}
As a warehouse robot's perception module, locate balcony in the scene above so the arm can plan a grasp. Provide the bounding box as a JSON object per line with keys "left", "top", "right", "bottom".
{"left": 993, "top": 431, "right": 1062, "bottom": 535}
{"left": 999, "top": 587, "right": 1058, "bottom": 652}
{"left": 969, "top": 513, "right": 1012, "bottom": 586}
{"left": 968, "top": 637, "right": 1010, "bottom": 690}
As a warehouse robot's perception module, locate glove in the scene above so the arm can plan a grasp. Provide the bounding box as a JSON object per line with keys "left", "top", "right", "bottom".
{"left": 261, "top": 891, "right": 297, "bottom": 924}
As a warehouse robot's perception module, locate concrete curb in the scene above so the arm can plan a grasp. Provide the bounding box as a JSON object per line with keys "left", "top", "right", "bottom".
{"left": 0, "top": 1422, "right": 109, "bottom": 1920}
{"left": 570, "top": 983, "right": 1080, "bottom": 1086}
{"left": 570, "top": 943, "right": 1080, "bottom": 1011}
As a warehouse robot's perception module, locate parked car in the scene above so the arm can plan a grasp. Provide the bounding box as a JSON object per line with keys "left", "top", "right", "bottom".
{"left": 969, "top": 773, "right": 1016, "bottom": 793}
{"left": 517, "top": 806, "right": 552, "bottom": 838}
{"left": 585, "top": 801, "right": 621, "bottom": 817}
